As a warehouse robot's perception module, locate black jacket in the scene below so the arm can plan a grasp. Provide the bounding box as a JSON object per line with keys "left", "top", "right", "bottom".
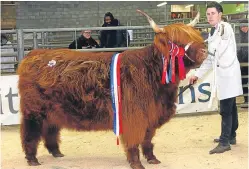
{"left": 69, "top": 35, "right": 99, "bottom": 49}
{"left": 99, "top": 19, "right": 130, "bottom": 48}
{"left": 99, "top": 19, "right": 119, "bottom": 48}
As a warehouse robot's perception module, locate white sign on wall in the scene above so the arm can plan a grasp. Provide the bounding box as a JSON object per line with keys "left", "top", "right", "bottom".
{"left": 176, "top": 69, "right": 218, "bottom": 114}
{"left": 0, "top": 70, "right": 218, "bottom": 125}
{"left": 0, "top": 75, "right": 20, "bottom": 125}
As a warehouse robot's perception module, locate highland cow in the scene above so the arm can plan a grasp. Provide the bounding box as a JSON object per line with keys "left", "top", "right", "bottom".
{"left": 17, "top": 10, "right": 207, "bottom": 169}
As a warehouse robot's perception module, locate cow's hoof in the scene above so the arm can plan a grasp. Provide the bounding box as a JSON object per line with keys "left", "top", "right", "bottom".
{"left": 147, "top": 158, "right": 161, "bottom": 164}
{"left": 49, "top": 149, "right": 64, "bottom": 157}
{"left": 26, "top": 156, "right": 41, "bottom": 166}
{"left": 130, "top": 162, "right": 145, "bottom": 169}
{"left": 52, "top": 152, "right": 64, "bottom": 158}
{"left": 27, "top": 160, "right": 41, "bottom": 166}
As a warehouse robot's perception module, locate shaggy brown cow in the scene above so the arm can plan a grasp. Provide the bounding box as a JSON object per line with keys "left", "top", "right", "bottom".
{"left": 18, "top": 10, "right": 207, "bottom": 169}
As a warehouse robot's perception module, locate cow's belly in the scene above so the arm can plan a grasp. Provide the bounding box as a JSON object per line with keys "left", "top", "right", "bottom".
{"left": 46, "top": 99, "right": 114, "bottom": 131}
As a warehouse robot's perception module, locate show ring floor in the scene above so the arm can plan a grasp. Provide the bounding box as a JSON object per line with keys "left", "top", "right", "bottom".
{"left": 1, "top": 109, "right": 248, "bottom": 169}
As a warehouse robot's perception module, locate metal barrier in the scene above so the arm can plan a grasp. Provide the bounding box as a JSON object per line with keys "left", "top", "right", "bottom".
{"left": 238, "top": 63, "right": 249, "bottom": 108}
{"left": 2, "top": 23, "right": 248, "bottom": 58}
{"left": 1, "top": 23, "right": 248, "bottom": 60}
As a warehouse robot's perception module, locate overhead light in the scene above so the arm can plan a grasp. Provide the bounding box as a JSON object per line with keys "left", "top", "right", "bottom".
{"left": 157, "top": 2, "right": 167, "bottom": 7}
{"left": 185, "top": 4, "right": 194, "bottom": 8}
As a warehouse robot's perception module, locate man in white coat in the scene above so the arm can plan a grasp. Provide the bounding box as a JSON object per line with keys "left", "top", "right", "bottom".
{"left": 189, "top": 2, "right": 243, "bottom": 154}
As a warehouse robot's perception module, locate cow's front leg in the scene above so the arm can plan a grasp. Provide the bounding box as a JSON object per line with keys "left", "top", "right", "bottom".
{"left": 141, "top": 128, "right": 161, "bottom": 164}
{"left": 127, "top": 145, "right": 145, "bottom": 169}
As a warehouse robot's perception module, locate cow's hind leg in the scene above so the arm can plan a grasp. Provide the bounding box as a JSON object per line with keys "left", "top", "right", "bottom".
{"left": 20, "top": 116, "right": 42, "bottom": 166}
{"left": 141, "top": 128, "right": 161, "bottom": 164}
{"left": 127, "top": 145, "right": 145, "bottom": 169}
{"left": 42, "top": 121, "right": 64, "bottom": 157}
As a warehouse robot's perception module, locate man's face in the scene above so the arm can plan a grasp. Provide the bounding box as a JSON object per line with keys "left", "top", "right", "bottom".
{"left": 206, "top": 7, "right": 222, "bottom": 26}
{"left": 105, "top": 16, "right": 112, "bottom": 24}
{"left": 82, "top": 31, "right": 91, "bottom": 39}
{"left": 241, "top": 26, "right": 248, "bottom": 33}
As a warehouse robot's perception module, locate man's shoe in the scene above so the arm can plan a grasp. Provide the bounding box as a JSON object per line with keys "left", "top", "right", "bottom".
{"left": 213, "top": 138, "right": 236, "bottom": 145}
{"left": 209, "top": 143, "right": 231, "bottom": 154}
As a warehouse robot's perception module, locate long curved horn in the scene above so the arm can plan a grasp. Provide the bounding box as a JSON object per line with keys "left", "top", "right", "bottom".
{"left": 136, "top": 9, "right": 163, "bottom": 33}
{"left": 187, "top": 12, "right": 200, "bottom": 27}
{"left": 184, "top": 41, "right": 194, "bottom": 51}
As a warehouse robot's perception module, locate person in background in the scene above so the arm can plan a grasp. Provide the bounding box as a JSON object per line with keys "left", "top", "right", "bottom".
{"left": 1, "top": 33, "right": 16, "bottom": 73}
{"left": 69, "top": 30, "right": 99, "bottom": 49}
{"left": 189, "top": 2, "right": 243, "bottom": 154}
{"left": 221, "top": 16, "right": 228, "bottom": 22}
{"left": 99, "top": 12, "right": 130, "bottom": 48}
{"left": 237, "top": 19, "right": 248, "bottom": 108}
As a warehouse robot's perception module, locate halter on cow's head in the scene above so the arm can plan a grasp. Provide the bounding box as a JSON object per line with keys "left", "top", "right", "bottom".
{"left": 137, "top": 10, "right": 207, "bottom": 69}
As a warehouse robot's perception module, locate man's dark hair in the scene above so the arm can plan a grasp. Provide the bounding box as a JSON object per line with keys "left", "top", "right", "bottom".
{"left": 207, "top": 2, "right": 223, "bottom": 13}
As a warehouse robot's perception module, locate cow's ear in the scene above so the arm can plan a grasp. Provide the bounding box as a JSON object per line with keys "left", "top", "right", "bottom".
{"left": 154, "top": 34, "right": 170, "bottom": 60}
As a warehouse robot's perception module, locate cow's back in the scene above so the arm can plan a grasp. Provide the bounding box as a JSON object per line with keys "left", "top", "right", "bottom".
{"left": 18, "top": 49, "right": 113, "bottom": 77}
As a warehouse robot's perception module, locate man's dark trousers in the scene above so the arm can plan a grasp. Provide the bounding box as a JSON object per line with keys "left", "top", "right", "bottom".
{"left": 219, "top": 97, "right": 238, "bottom": 145}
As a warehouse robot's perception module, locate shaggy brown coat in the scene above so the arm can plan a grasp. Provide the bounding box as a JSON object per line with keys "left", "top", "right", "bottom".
{"left": 18, "top": 23, "right": 206, "bottom": 169}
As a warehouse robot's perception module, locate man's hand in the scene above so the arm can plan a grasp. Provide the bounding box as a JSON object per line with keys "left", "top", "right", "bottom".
{"left": 189, "top": 76, "right": 198, "bottom": 85}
